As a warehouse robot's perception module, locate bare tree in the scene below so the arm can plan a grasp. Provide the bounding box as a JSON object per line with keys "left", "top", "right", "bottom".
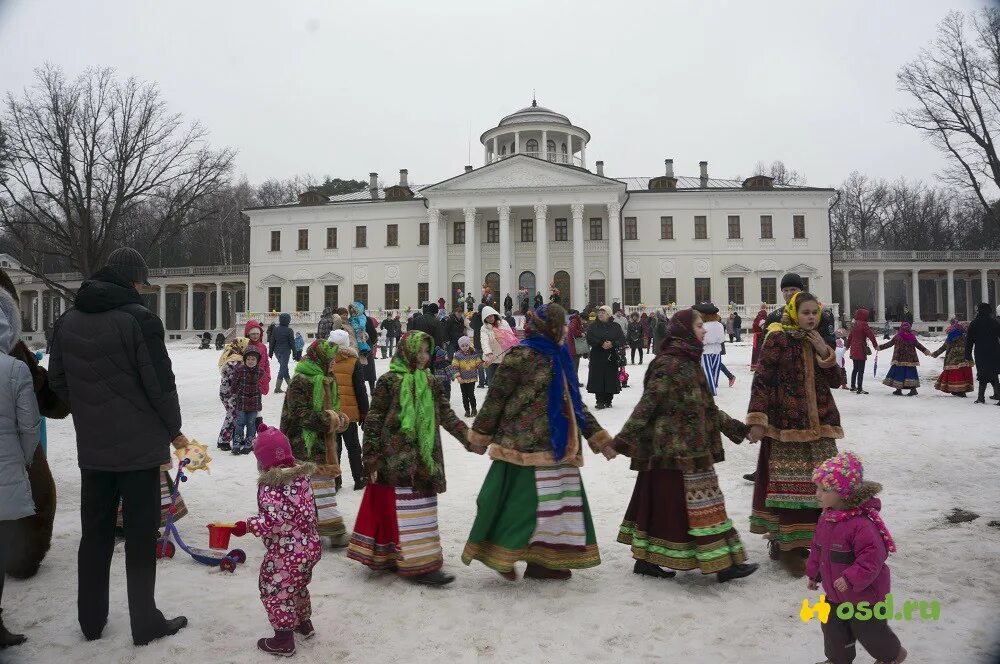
{"left": 0, "top": 64, "right": 235, "bottom": 294}
{"left": 752, "top": 160, "right": 806, "bottom": 185}
{"left": 897, "top": 9, "right": 1000, "bottom": 230}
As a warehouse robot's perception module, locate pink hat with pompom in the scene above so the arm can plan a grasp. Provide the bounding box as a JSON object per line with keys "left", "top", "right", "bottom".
{"left": 253, "top": 423, "right": 295, "bottom": 470}
{"left": 813, "top": 450, "right": 864, "bottom": 498}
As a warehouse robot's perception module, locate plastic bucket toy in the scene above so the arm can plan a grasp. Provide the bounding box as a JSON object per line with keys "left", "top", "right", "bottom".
{"left": 207, "top": 523, "right": 235, "bottom": 550}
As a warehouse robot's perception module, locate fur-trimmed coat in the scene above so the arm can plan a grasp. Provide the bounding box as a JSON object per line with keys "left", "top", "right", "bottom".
{"left": 613, "top": 351, "right": 747, "bottom": 472}
{"left": 470, "top": 346, "right": 610, "bottom": 468}
{"left": 362, "top": 371, "right": 470, "bottom": 494}
{"left": 747, "top": 331, "right": 844, "bottom": 442}
{"left": 280, "top": 374, "right": 346, "bottom": 478}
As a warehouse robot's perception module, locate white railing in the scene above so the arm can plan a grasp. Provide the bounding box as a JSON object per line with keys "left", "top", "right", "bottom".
{"left": 622, "top": 303, "right": 841, "bottom": 324}
{"left": 833, "top": 250, "right": 1000, "bottom": 262}
{"left": 11, "top": 264, "right": 249, "bottom": 286}
{"left": 491, "top": 152, "right": 584, "bottom": 167}
{"left": 235, "top": 308, "right": 407, "bottom": 329}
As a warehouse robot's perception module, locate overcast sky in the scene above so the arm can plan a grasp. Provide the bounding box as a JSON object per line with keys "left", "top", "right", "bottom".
{"left": 0, "top": 0, "right": 991, "bottom": 189}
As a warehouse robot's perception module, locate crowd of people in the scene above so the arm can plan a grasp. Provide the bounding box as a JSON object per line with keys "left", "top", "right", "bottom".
{"left": 8, "top": 249, "right": 1000, "bottom": 662}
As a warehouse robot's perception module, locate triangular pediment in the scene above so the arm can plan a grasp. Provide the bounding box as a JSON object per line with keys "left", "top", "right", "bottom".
{"left": 422, "top": 155, "right": 624, "bottom": 193}
{"left": 721, "top": 263, "right": 753, "bottom": 275}
{"left": 258, "top": 274, "right": 287, "bottom": 287}
{"left": 787, "top": 263, "right": 818, "bottom": 274}
{"left": 317, "top": 272, "right": 345, "bottom": 283}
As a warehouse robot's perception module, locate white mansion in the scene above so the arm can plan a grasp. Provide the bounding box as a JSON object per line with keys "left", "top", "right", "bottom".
{"left": 245, "top": 101, "right": 839, "bottom": 320}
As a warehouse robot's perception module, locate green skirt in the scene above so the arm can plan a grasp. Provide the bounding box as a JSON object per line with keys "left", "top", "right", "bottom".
{"left": 462, "top": 460, "right": 600, "bottom": 572}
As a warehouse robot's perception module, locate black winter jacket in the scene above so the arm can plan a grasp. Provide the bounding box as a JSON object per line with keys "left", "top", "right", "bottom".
{"left": 269, "top": 313, "right": 295, "bottom": 357}
{"left": 965, "top": 311, "right": 1000, "bottom": 378}
{"left": 49, "top": 268, "right": 181, "bottom": 471}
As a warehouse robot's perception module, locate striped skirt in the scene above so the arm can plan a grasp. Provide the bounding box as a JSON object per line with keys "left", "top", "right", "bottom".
{"left": 618, "top": 468, "right": 746, "bottom": 574}
{"left": 462, "top": 461, "right": 600, "bottom": 573}
{"left": 701, "top": 353, "right": 722, "bottom": 395}
{"left": 348, "top": 484, "right": 443, "bottom": 577}
{"left": 750, "top": 437, "right": 837, "bottom": 551}
{"left": 311, "top": 475, "right": 346, "bottom": 540}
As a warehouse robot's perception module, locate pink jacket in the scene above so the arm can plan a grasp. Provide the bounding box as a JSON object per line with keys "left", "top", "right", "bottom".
{"left": 247, "top": 468, "right": 322, "bottom": 557}
{"left": 806, "top": 498, "right": 892, "bottom": 605}
{"left": 244, "top": 319, "right": 271, "bottom": 395}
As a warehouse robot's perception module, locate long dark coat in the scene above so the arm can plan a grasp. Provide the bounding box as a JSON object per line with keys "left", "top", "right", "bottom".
{"left": 586, "top": 319, "right": 624, "bottom": 395}
{"left": 966, "top": 310, "right": 1000, "bottom": 380}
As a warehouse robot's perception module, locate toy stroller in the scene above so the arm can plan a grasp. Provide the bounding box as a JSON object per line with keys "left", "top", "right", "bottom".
{"left": 155, "top": 458, "right": 247, "bottom": 573}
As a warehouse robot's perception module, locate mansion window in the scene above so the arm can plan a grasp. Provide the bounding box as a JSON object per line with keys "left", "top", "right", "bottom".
{"left": 419, "top": 222, "right": 429, "bottom": 246}
{"left": 417, "top": 282, "right": 428, "bottom": 306}
{"left": 728, "top": 277, "right": 745, "bottom": 305}
{"left": 385, "top": 283, "right": 400, "bottom": 310}
{"left": 589, "top": 217, "right": 602, "bottom": 240}
{"left": 760, "top": 278, "right": 777, "bottom": 304}
{"left": 727, "top": 215, "right": 741, "bottom": 239}
{"left": 520, "top": 219, "right": 533, "bottom": 242}
{"left": 589, "top": 279, "right": 606, "bottom": 306}
{"left": 268, "top": 287, "right": 281, "bottom": 311}
{"left": 526, "top": 138, "right": 538, "bottom": 154}
{"left": 270, "top": 230, "right": 280, "bottom": 252}
{"left": 295, "top": 286, "right": 309, "bottom": 312}
{"left": 793, "top": 214, "right": 806, "bottom": 239}
{"left": 326, "top": 227, "right": 337, "bottom": 249}
{"left": 387, "top": 224, "right": 398, "bottom": 247}
{"left": 624, "top": 279, "right": 641, "bottom": 306}
{"left": 454, "top": 221, "right": 465, "bottom": 244}
{"left": 546, "top": 139, "right": 556, "bottom": 159}
{"left": 354, "top": 284, "right": 368, "bottom": 305}
{"left": 660, "top": 278, "right": 677, "bottom": 305}
{"left": 298, "top": 229, "right": 308, "bottom": 250}
{"left": 624, "top": 217, "right": 638, "bottom": 240}
{"left": 487, "top": 219, "right": 499, "bottom": 243}
{"left": 554, "top": 218, "right": 568, "bottom": 241}
{"left": 356, "top": 226, "right": 367, "bottom": 248}
{"left": 324, "top": 285, "right": 338, "bottom": 309}
{"left": 760, "top": 215, "right": 773, "bottom": 239}
{"left": 695, "top": 278, "right": 711, "bottom": 303}
{"left": 694, "top": 215, "right": 708, "bottom": 239}
{"left": 660, "top": 216, "right": 674, "bottom": 240}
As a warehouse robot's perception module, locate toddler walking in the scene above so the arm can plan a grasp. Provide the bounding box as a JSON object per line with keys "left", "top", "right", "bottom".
{"left": 808, "top": 451, "right": 907, "bottom": 664}
{"left": 233, "top": 425, "right": 322, "bottom": 657}
{"left": 451, "top": 335, "right": 482, "bottom": 417}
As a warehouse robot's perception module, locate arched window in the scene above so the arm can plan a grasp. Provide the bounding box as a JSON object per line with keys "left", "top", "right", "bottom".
{"left": 519, "top": 271, "right": 536, "bottom": 294}
{"left": 553, "top": 270, "right": 571, "bottom": 308}
{"left": 526, "top": 139, "right": 538, "bottom": 155}
{"left": 485, "top": 272, "right": 500, "bottom": 298}
{"left": 546, "top": 140, "right": 556, "bottom": 160}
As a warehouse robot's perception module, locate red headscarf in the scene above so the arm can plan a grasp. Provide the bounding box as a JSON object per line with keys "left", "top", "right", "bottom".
{"left": 659, "top": 309, "right": 704, "bottom": 362}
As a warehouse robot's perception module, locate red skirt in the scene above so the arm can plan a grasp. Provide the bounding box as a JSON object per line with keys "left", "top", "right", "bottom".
{"left": 347, "top": 483, "right": 442, "bottom": 577}
{"left": 935, "top": 366, "right": 974, "bottom": 394}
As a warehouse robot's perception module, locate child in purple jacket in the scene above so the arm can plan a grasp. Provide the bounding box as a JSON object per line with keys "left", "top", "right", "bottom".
{"left": 807, "top": 451, "right": 907, "bottom": 664}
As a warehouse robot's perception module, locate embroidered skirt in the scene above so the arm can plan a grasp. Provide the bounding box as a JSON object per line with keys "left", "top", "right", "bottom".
{"left": 618, "top": 468, "right": 745, "bottom": 574}
{"left": 884, "top": 365, "right": 920, "bottom": 389}
{"left": 116, "top": 469, "right": 187, "bottom": 529}
{"left": 935, "top": 366, "right": 974, "bottom": 393}
{"left": 462, "top": 461, "right": 600, "bottom": 573}
{"left": 750, "top": 437, "right": 837, "bottom": 551}
{"left": 348, "top": 484, "right": 442, "bottom": 577}
{"left": 311, "top": 475, "right": 346, "bottom": 539}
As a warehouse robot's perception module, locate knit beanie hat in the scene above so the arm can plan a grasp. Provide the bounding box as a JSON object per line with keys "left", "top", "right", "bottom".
{"left": 328, "top": 329, "right": 350, "bottom": 347}
{"left": 458, "top": 335, "right": 473, "bottom": 350}
{"left": 780, "top": 272, "right": 805, "bottom": 290}
{"left": 243, "top": 346, "right": 262, "bottom": 362}
{"left": 813, "top": 450, "right": 882, "bottom": 507}
{"left": 254, "top": 423, "right": 295, "bottom": 470}
{"left": 105, "top": 247, "right": 151, "bottom": 285}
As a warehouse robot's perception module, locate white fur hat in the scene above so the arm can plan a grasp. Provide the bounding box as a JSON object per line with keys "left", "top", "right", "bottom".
{"left": 328, "top": 329, "right": 350, "bottom": 347}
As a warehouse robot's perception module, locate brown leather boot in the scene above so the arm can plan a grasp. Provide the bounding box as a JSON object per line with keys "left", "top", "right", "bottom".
{"left": 779, "top": 548, "right": 808, "bottom": 577}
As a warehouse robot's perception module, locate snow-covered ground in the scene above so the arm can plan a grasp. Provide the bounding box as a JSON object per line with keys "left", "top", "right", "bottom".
{"left": 7, "top": 340, "right": 1000, "bottom": 663}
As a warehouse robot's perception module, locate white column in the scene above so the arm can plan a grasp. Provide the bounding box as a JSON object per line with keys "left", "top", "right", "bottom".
{"left": 876, "top": 269, "right": 885, "bottom": 322}
{"left": 565, "top": 132, "right": 572, "bottom": 164}
{"left": 216, "top": 282, "right": 223, "bottom": 329}
{"left": 965, "top": 276, "right": 973, "bottom": 319}
{"left": 911, "top": 268, "right": 921, "bottom": 323}
{"left": 981, "top": 268, "right": 989, "bottom": 303}
{"left": 186, "top": 283, "right": 194, "bottom": 330}
{"left": 463, "top": 207, "right": 479, "bottom": 305}
{"left": 571, "top": 203, "right": 585, "bottom": 308}
{"left": 483, "top": 140, "right": 489, "bottom": 165}
{"left": 607, "top": 201, "right": 623, "bottom": 305}
{"left": 514, "top": 131, "right": 520, "bottom": 154}
{"left": 541, "top": 130, "right": 548, "bottom": 159}
{"left": 534, "top": 204, "right": 548, "bottom": 299}
{"left": 203, "top": 288, "right": 211, "bottom": 329}
{"left": 842, "top": 269, "right": 851, "bottom": 317}
{"left": 159, "top": 284, "right": 166, "bottom": 323}
{"left": 498, "top": 205, "right": 512, "bottom": 303}
{"left": 427, "top": 208, "right": 440, "bottom": 304}
{"left": 581, "top": 141, "right": 587, "bottom": 169}
{"left": 947, "top": 269, "right": 956, "bottom": 320}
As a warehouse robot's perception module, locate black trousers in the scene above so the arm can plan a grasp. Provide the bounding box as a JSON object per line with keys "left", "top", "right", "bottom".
{"left": 337, "top": 423, "right": 364, "bottom": 483}
{"left": 629, "top": 344, "right": 643, "bottom": 364}
{"left": 0, "top": 520, "right": 11, "bottom": 607}
{"left": 821, "top": 606, "right": 902, "bottom": 663}
{"left": 977, "top": 374, "right": 1000, "bottom": 400}
{"left": 596, "top": 391, "right": 615, "bottom": 406}
{"left": 459, "top": 381, "right": 477, "bottom": 412}
{"left": 78, "top": 467, "right": 166, "bottom": 641}
{"left": 851, "top": 359, "right": 867, "bottom": 391}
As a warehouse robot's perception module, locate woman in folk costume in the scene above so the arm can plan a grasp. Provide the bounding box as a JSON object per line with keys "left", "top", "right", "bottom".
{"left": 932, "top": 319, "right": 975, "bottom": 397}
{"left": 746, "top": 292, "right": 844, "bottom": 576}
{"left": 280, "top": 340, "right": 352, "bottom": 548}
{"left": 217, "top": 337, "right": 250, "bottom": 451}
{"left": 694, "top": 303, "right": 725, "bottom": 395}
{"left": 750, "top": 303, "right": 769, "bottom": 371}
{"left": 879, "top": 322, "right": 930, "bottom": 396}
{"left": 613, "top": 309, "right": 759, "bottom": 583}
{"left": 347, "top": 331, "right": 477, "bottom": 586}
{"left": 462, "top": 304, "right": 613, "bottom": 581}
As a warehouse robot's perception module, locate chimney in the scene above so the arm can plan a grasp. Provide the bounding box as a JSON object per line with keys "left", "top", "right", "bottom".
{"left": 596, "top": 160, "right": 604, "bottom": 177}
{"left": 665, "top": 159, "right": 674, "bottom": 178}
{"left": 399, "top": 169, "right": 408, "bottom": 187}
{"left": 699, "top": 161, "right": 708, "bottom": 188}
{"left": 465, "top": 165, "right": 473, "bottom": 173}
{"left": 369, "top": 172, "right": 378, "bottom": 200}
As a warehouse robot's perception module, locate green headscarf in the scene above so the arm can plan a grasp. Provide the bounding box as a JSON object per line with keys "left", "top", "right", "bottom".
{"left": 294, "top": 340, "right": 340, "bottom": 455}
{"left": 390, "top": 331, "right": 437, "bottom": 473}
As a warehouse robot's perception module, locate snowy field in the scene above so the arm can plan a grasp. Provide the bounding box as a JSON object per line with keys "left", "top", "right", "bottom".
{"left": 6, "top": 340, "right": 1000, "bottom": 664}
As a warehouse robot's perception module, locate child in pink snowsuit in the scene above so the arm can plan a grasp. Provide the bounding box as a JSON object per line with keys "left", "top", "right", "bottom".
{"left": 234, "top": 424, "right": 322, "bottom": 657}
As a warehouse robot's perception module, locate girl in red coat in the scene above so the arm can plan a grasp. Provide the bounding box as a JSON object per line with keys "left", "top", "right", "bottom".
{"left": 846, "top": 309, "right": 878, "bottom": 394}
{"left": 244, "top": 319, "right": 272, "bottom": 396}
{"left": 749, "top": 304, "right": 768, "bottom": 371}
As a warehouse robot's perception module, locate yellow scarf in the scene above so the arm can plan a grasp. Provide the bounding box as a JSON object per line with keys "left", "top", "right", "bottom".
{"left": 765, "top": 292, "right": 821, "bottom": 340}
{"left": 217, "top": 337, "right": 250, "bottom": 372}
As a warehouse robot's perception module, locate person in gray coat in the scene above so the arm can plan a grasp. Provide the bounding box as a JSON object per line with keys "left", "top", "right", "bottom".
{"left": 0, "top": 289, "right": 41, "bottom": 648}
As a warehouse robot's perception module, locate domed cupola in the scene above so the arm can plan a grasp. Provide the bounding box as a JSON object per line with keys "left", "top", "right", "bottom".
{"left": 480, "top": 98, "right": 591, "bottom": 169}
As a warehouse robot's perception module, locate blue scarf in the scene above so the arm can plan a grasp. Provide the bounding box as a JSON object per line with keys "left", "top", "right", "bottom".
{"left": 519, "top": 333, "right": 587, "bottom": 462}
